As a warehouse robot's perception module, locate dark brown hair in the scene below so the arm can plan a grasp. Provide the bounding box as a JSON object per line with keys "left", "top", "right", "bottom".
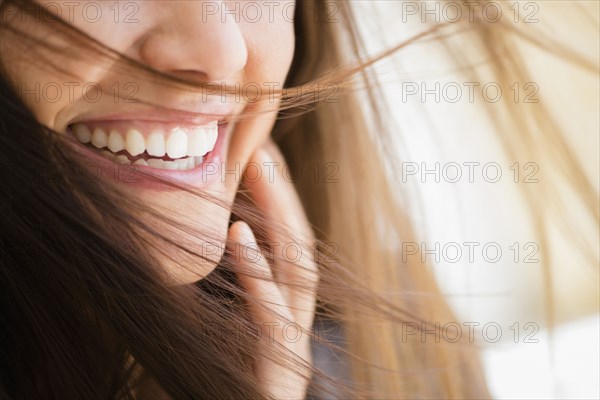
{"left": 4, "top": 0, "right": 594, "bottom": 399}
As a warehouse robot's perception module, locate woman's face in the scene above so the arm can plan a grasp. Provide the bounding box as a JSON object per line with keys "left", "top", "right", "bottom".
{"left": 1, "top": 1, "right": 296, "bottom": 283}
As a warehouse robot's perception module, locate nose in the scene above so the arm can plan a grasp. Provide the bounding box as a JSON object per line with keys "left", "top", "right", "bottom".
{"left": 137, "top": 1, "right": 248, "bottom": 82}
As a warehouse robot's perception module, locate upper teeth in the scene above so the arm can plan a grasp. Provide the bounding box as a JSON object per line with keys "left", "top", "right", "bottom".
{"left": 72, "top": 122, "right": 218, "bottom": 158}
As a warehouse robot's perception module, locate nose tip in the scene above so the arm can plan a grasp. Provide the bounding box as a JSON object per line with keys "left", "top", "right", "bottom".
{"left": 138, "top": 5, "right": 248, "bottom": 82}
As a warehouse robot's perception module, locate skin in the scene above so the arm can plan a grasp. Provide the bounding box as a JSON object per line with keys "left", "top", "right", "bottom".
{"left": 2, "top": 1, "right": 317, "bottom": 397}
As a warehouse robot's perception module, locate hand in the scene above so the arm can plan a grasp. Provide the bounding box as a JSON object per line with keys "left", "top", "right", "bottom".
{"left": 226, "top": 140, "right": 319, "bottom": 399}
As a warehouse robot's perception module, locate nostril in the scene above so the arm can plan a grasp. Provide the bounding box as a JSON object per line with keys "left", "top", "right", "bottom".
{"left": 136, "top": 16, "right": 248, "bottom": 83}
{"left": 165, "top": 70, "right": 212, "bottom": 85}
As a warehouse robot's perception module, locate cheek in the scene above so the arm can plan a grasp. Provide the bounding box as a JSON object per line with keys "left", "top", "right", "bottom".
{"left": 244, "top": 18, "right": 296, "bottom": 85}
{"left": 0, "top": 14, "right": 72, "bottom": 126}
{"left": 1, "top": 2, "right": 144, "bottom": 128}
{"left": 221, "top": 18, "right": 295, "bottom": 182}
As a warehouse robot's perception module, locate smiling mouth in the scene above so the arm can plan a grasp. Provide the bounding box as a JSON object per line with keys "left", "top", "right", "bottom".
{"left": 68, "top": 120, "right": 221, "bottom": 171}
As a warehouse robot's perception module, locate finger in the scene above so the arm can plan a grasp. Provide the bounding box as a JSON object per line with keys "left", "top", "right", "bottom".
{"left": 226, "top": 221, "right": 293, "bottom": 325}
{"left": 227, "top": 221, "right": 309, "bottom": 399}
{"left": 242, "top": 145, "right": 319, "bottom": 328}
{"left": 245, "top": 143, "right": 314, "bottom": 246}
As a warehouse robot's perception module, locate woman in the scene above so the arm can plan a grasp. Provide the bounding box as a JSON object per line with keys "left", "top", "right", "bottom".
{"left": 0, "top": 0, "right": 596, "bottom": 399}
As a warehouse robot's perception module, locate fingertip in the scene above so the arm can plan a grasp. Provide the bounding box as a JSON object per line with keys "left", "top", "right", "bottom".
{"left": 228, "top": 221, "right": 271, "bottom": 281}
{"left": 229, "top": 220, "right": 255, "bottom": 244}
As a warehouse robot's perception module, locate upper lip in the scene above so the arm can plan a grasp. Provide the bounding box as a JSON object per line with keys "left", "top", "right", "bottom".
{"left": 68, "top": 105, "right": 235, "bottom": 127}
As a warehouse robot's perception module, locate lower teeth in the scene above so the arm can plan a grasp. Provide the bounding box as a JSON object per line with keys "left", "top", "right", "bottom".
{"left": 100, "top": 150, "right": 203, "bottom": 170}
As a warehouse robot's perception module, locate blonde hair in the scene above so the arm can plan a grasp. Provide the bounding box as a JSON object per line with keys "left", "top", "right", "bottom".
{"left": 275, "top": 0, "right": 598, "bottom": 397}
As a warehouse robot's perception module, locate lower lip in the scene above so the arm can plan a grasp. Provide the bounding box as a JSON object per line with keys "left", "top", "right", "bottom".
{"left": 66, "top": 124, "right": 228, "bottom": 191}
